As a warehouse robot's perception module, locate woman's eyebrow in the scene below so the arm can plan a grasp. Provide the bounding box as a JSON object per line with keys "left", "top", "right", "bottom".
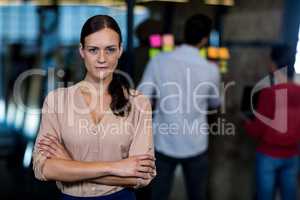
{"left": 85, "top": 45, "right": 117, "bottom": 48}
{"left": 86, "top": 45, "right": 99, "bottom": 49}
{"left": 105, "top": 45, "right": 117, "bottom": 48}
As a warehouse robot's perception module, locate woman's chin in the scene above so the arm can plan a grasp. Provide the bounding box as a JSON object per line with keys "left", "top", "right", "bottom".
{"left": 92, "top": 72, "right": 112, "bottom": 81}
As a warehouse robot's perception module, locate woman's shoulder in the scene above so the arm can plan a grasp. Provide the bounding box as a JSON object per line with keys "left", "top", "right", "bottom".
{"left": 46, "top": 85, "right": 75, "bottom": 97}
{"left": 43, "top": 84, "right": 77, "bottom": 105}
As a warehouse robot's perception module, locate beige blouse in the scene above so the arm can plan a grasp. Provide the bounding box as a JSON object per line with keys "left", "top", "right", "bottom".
{"left": 32, "top": 83, "right": 154, "bottom": 197}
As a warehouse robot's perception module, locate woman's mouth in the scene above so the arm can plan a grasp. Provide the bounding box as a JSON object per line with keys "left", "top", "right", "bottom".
{"left": 95, "top": 66, "right": 109, "bottom": 69}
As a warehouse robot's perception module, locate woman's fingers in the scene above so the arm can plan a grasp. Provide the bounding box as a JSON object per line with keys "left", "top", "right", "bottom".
{"left": 135, "top": 171, "right": 152, "bottom": 179}
{"left": 39, "top": 135, "right": 62, "bottom": 150}
{"left": 136, "top": 158, "right": 156, "bottom": 179}
{"left": 136, "top": 154, "right": 155, "bottom": 161}
{"left": 38, "top": 141, "right": 57, "bottom": 153}
{"left": 39, "top": 137, "right": 56, "bottom": 146}
{"left": 38, "top": 143, "right": 56, "bottom": 153}
{"left": 137, "top": 166, "right": 155, "bottom": 173}
{"left": 152, "top": 170, "right": 157, "bottom": 177}
{"left": 139, "top": 160, "right": 156, "bottom": 169}
{"left": 128, "top": 155, "right": 156, "bottom": 178}
{"left": 40, "top": 151, "right": 51, "bottom": 158}
{"left": 45, "top": 134, "right": 60, "bottom": 145}
{"left": 39, "top": 146, "right": 56, "bottom": 158}
{"left": 45, "top": 133, "right": 58, "bottom": 140}
{"left": 37, "top": 135, "right": 72, "bottom": 160}
{"left": 43, "top": 134, "right": 67, "bottom": 152}
{"left": 43, "top": 134, "right": 59, "bottom": 145}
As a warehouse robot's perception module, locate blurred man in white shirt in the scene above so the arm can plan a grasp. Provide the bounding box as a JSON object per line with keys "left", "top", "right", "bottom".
{"left": 138, "top": 14, "right": 220, "bottom": 200}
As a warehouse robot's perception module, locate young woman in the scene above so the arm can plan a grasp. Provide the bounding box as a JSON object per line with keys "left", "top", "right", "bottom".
{"left": 33, "top": 15, "right": 156, "bottom": 200}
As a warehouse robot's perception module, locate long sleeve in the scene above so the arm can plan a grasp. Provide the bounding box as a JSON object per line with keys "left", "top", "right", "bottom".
{"left": 32, "top": 91, "right": 62, "bottom": 181}
{"left": 244, "top": 88, "right": 274, "bottom": 140}
{"left": 129, "top": 95, "right": 154, "bottom": 157}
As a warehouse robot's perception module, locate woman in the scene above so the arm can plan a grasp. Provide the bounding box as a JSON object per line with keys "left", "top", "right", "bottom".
{"left": 244, "top": 45, "right": 300, "bottom": 200}
{"left": 33, "top": 15, "right": 156, "bottom": 200}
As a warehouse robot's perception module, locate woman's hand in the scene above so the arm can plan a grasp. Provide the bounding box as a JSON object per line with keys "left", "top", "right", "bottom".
{"left": 134, "top": 177, "right": 155, "bottom": 189}
{"left": 38, "top": 134, "right": 72, "bottom": 160}
{"left": 134, "top": 168, "right": 157, "bottom": 188}
{"left": 110, "top": 154, "right": 156, "bottom": 179}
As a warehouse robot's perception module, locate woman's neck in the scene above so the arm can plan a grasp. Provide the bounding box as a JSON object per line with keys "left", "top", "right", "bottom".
{"left": 81, "top": 74, "right": 112, "bottom": 96}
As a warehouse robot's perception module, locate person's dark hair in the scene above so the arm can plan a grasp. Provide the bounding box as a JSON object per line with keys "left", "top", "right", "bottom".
{"left": 271, "top": 44, "right": 296, "bottom": 80}
{"left": 80, "top": 15, "right": 122, "bottom": 47}
{"left": 80, "top": 15, "right": 131, "bottom": 117}
{"left": 135, "top": 19, "right": 162, "bottom": 46}
{"left": 184, "top": 14, "right": 212, "bottom": 46}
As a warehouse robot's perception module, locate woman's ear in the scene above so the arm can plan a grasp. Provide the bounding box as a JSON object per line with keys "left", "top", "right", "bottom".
{"left": 79, "top": 43, "right": 84, "bottom": 59}
{"left": 118, "top": 45, "right": 123, "bottom": 59}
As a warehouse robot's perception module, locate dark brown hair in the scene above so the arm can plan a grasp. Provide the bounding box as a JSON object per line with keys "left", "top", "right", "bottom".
{"left": 184, "top": 14, "right": 212, "bottom": 46}
{"left": 271, "top": 44, "right": 295, "bottom": 80}
{"left": 80, "top": 15, "right": 131, "bottom": 117}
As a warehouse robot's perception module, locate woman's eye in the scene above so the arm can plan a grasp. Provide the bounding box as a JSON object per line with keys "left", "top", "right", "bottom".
{"left": 88, "top": 48, "right": 98, "bottom": 54}
{"left": 106, "top": 48, "right": 117, "bottom": 54}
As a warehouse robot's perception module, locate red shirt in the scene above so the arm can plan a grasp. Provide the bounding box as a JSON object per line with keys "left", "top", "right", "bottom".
{"left": 245, "top": 83, "right": 300, "bottom": 158}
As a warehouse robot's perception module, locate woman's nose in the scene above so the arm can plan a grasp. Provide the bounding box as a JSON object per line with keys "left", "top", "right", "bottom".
{"left": 97, "top": 50, "right": 106, "bottom": 63}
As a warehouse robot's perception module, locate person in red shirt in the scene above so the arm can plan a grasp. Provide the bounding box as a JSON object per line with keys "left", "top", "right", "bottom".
{"left": 244, "top": 45, "right": 300, "bottom": 200}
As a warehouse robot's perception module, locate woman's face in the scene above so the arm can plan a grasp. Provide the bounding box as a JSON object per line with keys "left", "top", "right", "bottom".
{"left": 79, "top": 28, "right": 123, "bottom": 81}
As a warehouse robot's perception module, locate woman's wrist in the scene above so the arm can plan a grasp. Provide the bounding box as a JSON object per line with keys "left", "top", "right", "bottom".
{"left": 103, "top": 161, "right": 122, "bottom": 176}
{"left": 97, "top": 162, "right": 115, "bottom": 176}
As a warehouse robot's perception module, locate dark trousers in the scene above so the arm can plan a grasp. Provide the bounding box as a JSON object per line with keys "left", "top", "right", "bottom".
{"left": 61, "top": 189, "right": 136, "bottom": 200}
{"left": 151, "top": 151, "right": 208, "bottom": 200}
